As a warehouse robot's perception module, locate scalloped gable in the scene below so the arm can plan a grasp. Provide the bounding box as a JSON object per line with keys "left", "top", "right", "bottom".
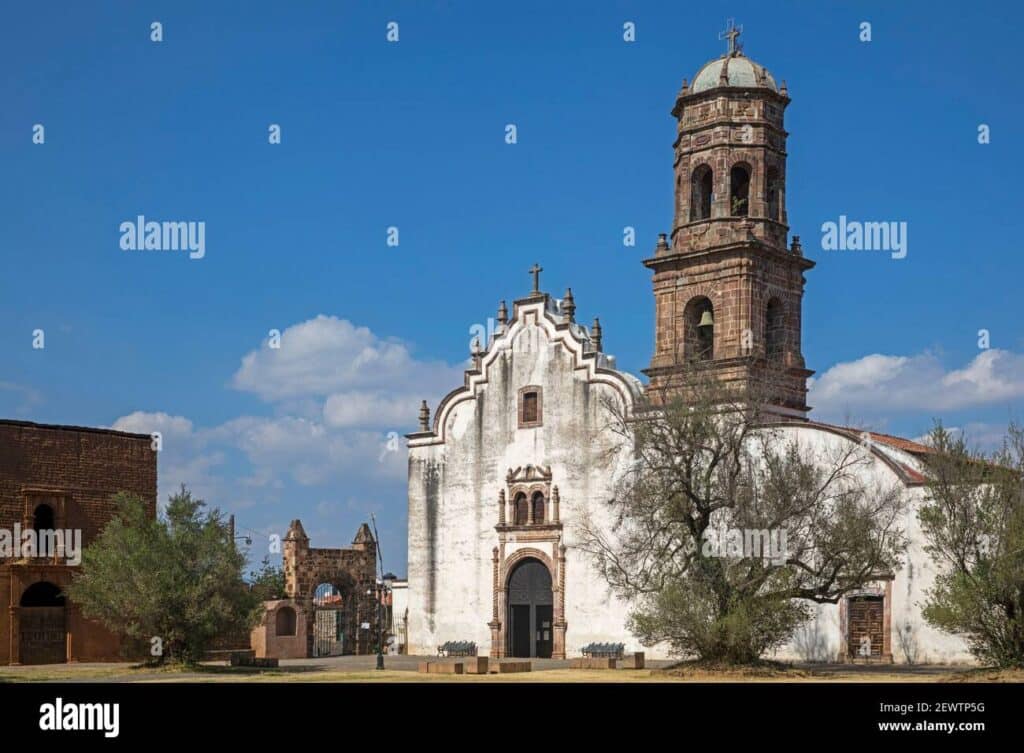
{"left": 409, "top": 293, "right": 642, "bottom": 446}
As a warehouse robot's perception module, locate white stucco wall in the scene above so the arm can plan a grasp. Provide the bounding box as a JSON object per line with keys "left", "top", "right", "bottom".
{"left": 767, "top": 424, "right": 973, "bottom": 664}
{"left": 406, "top": 295, "right": 665, "bottom": 657}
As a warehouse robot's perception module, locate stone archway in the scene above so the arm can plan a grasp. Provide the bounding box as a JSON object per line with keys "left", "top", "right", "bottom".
{"left": 506, "top": 558, "right": 553, "bottom": 658}
{"left": 309, "top": 579, "right": 354, "bottom": 657}
{"left": 19, "top": 581, "right": 67, "bottom": 665}
{"left": 489, "top": 546, "right": 566, "bottom": 659}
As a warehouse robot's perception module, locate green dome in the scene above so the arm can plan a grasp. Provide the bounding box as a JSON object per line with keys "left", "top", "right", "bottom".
{"left": 690, "top": 52, "right": 778, "bottom": 94}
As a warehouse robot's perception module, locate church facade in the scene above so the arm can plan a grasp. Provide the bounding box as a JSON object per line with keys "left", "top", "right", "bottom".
{"left": 405, "top": 30, "right": 973, "bottom": 664}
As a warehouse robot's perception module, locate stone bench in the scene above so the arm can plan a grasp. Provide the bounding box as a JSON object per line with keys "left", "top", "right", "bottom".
{"left": 417, "top": 660, "right": 464, "bottom": 675}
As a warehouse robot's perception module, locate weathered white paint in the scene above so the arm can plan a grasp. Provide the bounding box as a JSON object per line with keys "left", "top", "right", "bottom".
{"left": 406, "top": 295, "right": 973, "bottom": 664}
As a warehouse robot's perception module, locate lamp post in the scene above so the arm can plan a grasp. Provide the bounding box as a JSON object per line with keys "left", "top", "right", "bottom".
{"left": 376, "top": 572, "right": 396, "bottom": 670}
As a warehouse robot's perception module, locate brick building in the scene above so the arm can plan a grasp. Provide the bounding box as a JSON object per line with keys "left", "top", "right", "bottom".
{"left": 0, "top": 419, "right": 157, "bottom": 664}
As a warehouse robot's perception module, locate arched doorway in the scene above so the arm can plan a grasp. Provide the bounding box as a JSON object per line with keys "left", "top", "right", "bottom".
{"left": 312, "top": 583, "right": 348, "bottom": 657}
{"left": 506, "top": 559, "right": 553, "bottom": 658}
{"left": 19, "top": 581, "right": 66, "bottom": 665}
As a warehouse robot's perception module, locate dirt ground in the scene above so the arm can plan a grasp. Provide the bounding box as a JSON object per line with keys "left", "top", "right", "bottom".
{"left": 1, "top": 655, "right": 1020, "bottom": 683}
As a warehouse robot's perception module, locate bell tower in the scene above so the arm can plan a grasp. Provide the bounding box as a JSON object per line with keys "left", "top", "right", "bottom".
{"left": 643, "top": 21, "right": 814, "bottom": 418}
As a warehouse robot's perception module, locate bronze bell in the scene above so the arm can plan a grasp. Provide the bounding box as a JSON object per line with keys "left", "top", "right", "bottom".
{"left": 697, "top": 310, "right": 715, "bottom": 328}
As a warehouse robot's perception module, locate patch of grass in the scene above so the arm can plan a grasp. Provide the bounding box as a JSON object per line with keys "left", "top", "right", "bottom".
{"left": 660, "top": 659, "right": 805, "bottom": 680}
{"left": 944, "top": 667, "right": 1024, "bottom": 683}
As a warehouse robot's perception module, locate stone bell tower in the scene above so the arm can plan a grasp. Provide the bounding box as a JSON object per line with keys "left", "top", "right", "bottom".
{"left": 643, "top": 21, "right": 814, "bottom": 418}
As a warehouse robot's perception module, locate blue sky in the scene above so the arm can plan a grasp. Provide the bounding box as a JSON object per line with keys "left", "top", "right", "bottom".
{"left": 2, "top": 1, "right": 1021, "bottom": 573}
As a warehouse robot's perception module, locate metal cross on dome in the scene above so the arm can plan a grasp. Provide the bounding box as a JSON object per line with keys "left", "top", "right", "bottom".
{"left": 719, "top": 18, "right": 742, "bottom": 55}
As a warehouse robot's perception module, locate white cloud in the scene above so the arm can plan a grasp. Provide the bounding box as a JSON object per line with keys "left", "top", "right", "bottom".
{"left": 206, "top": 415, "right": 404, "bottom": 486}
{"left": 111, "top": 316, "right": 462, "bottom": 525}
{"left": 809, "top": 349, "right": 1024, "bottom": 418}
{"left": 322, "top": 390, "right": 420, "bottom": 429}
{"left": 231, "top": 315, "right": 461, "bottom": 405}
{"left": 110, "top": 411, "right": 224, "bottom": 506}
{"left": 913, "top": 422, "right": 1015, "bottom": 452}
{"left": 111, "top": 411, "right": 194, "bottom": 439}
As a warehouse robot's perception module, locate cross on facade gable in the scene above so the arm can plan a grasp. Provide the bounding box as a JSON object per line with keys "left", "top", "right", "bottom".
{"left": 529, "top": 263, "right": 543, "bottom": 293}
{"left": 719, "top": 18, "right": 742, "bottom": 55}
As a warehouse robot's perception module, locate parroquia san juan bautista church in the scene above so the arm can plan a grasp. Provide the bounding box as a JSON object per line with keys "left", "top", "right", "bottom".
{"left": 403, "top": 24, "right": 972, "bottom": 664}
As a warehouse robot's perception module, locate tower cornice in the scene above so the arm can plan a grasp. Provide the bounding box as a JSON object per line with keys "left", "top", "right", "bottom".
{"left": 644, "top": 240, "right": 815, "bottom": 272}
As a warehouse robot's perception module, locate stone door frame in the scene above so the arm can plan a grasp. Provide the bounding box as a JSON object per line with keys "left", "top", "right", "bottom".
{"left": 489, "top": 546, "right": 566, "bottom": 659}
{"left": 838, "top": 579, "right": 893, "bottom": 663}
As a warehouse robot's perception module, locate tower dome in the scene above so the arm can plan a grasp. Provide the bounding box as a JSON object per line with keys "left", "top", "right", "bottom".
{"left": 690, "top": 52, "right": 778, "bottom": 94}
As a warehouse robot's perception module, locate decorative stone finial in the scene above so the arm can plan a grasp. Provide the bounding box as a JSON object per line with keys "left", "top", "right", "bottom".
{"left": 418, "top": 400, "right": 430, "bottom": 431}
{"left": 719, "top": 60, "right": 730, "bottom": 85}
{"left": 780, "top": 80, "right": 788, "bottom": 96}
{"left": 285, "top": 519, "right": 309, "bottom": 542}
{"left": 497, "top": 299, "right": 508, "bottom": 325}
{"left": 790, "top": 235, "right": 802, "bottom": 256}
{"left": 656, "top": 233, "right": 670, "bottom": 253}
{"left": 591, "top": 317, "right": 603, "bottom": 352}
{"left": 563, "top": 288, "right": 576, "bottom": 321}
{"left": 471, "top": 337, "right": 483, "bottom": 369}
{"left": 498, "top": 489, "right": 506, "bottom": 525}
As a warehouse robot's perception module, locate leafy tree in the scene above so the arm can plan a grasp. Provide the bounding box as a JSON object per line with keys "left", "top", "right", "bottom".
{"left": 919, "top": 423, "right": 1024, "bottom": 667}
{"left": 69, "top": 485, "right": 263, "bottom": 665}
{"left": 249, "top": 555, "right": 286, "bottom": 602}
{"left": 580, "top": 373, "right": 907, "bottom": 664}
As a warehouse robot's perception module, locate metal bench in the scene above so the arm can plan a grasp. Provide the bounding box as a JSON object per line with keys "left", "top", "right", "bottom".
{"left": 437, "top": 640, "right": 477, "bottom": 657}
{"left": 580, "top": 642, "right": 625, "bottom": 659}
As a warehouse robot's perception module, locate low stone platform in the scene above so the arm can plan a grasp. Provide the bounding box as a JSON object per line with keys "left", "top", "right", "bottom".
{"left": 619, "top": 652, "right": 645, "bottom": 669}
{"left": 570, "top": 657, "right": 617, "bottom": 669}
{"left": 417, "top": 660, "right": 464, "bottom": 674}
{"left": 494, "top": 661, "right": 531, "bottom": 673}
{"left": 463, "top": 657, "right": 489, "bottom": 674}
{"left": 233, "top": 655, "right": 279, "bottom": 668}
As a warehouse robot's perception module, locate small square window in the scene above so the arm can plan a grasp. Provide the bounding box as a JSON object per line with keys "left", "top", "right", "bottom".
{"left": 518, "top": 386, "right": 542, "bottom": 428}
{"left": 523, "top": 393, "right": 538, "bottom": 423}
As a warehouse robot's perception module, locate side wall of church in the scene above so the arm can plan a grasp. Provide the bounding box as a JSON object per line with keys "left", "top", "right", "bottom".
{"left": 767, "top": 425, "right": 973, "bottom": 665}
